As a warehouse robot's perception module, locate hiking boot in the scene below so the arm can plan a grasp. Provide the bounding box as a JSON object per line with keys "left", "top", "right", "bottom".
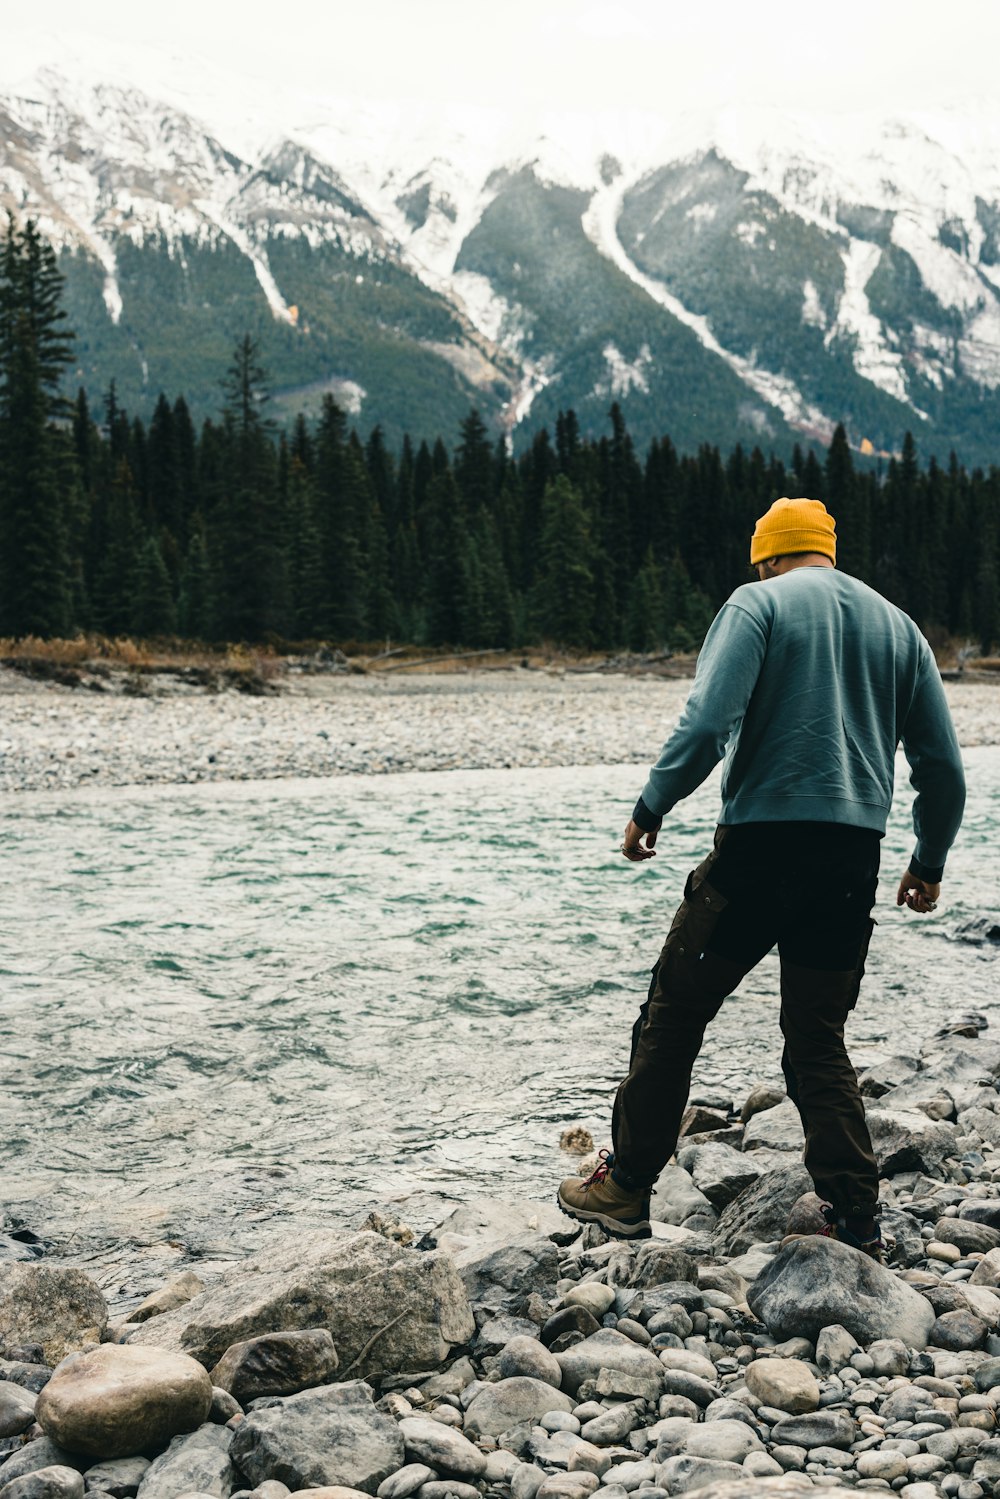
{"left": 781, "top": 1203, "right": 887, "bottom": 1264}
{"left": 557, "top": 1150, "right": 651, "bottom": 1240}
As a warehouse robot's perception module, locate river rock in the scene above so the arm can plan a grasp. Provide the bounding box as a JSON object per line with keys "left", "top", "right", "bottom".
{"left": 397, "top": 1416, "right": 485, "bottom": 1478}
{"left": 541, "top": 1306, "right": 602, "bottom": 1347}
{"left": 741, "top": 1100, "right": 803, "bottom": 1152}
{"left": 128, "top": 1273, "right": 206, "bottom": 1324}
{"left": 0, "top": 1268, "right": 107, "bottom": 1365}
{"left": 960, "top": 1202, "right": 1000, "bottom": 1232}
{"left": 555, "top": 1330, "right": 665, "bottom": 1398}
{"left": 285, "top": 1491, "right": 372, "bottom": 1499}
{"left": 35, "top": 1345, "right": 212, "bottom": 1459}
{"left": 650, "top": 1167, "right": 713, "bottom": 1228}
{"left": 933, "top": 1219, "right": 1000, "bottom": 1255}
{"left": 562, "top": 1285, "right": 615, "bottom": 1319}
{"left": 80, "top": 1456, "right": 150, "bottom": 1497}
{"left": 655, "top": 1455, "right": 744, "bottom": 1492}
{"left": 681, "top": 1420, "right": 762, "bottom": 1461}
{"left": 128, "top": 1231, "right": 473, "bottom": 1379}
{"left": 0, "top": 1441, "right": 83, "bottom": 1489}
{"left": 865, "top": 1108, "right": 956, "bottom": 1176}
{"left": 0, "top": 1467, "right": 84, "bottom": 1499}
{"left": 711, "top": 1165, "right": 813, "bottom": 1255}
{"left": 229, "top": 1381, "right": 402, "bottom": 1494}
{"left": 747, "top": 1236, "right": 937, "bottom": 1347}
{"left": 134, "top": 1425, "right": 236, "bottom": 1499}
{"left": 377, "top": 1465, "right": 436, "bottom": 1499}
{"left": 463, "top": 1377, "right": 573, "bottom": 1439}
{"left": 0, "top": 1359, "right": 52, "bottom": 1396}
{"left": 453, "top": 1233, "right": 560, "bottom": 1307}
{"left": 744, "top": 1358, "right": 819, "bottom": 1413}
{"left": 970, "top": 1249, "right": 1000, "bottom": 1287}
{"left": 740, "top": 1085, "right": 786, "bottom": 1124}
{"left": 628, "top": 1244, "right": 696, "bottom": 1290}
{"left": 533, "top": 1476, "right": 599, "bottom": 1499}
{"left": 496, "top": 1336, "right": 562, "bottom": 1387}
{"left": 666, "top": 1483, "right": 842, "bottom": 1499}
{"left": 0, "top": 1381, "right": 36, "bottom": 1437}
{"left": 931, "top": 1310, "right": 988, "bottom": 1350}
{"left": 769, "top": 1408, "right": 857, "bottom": 1450}
{"left": 209, "top": 1330, "right": 339, "bottom": 1403}
{"left": 674, "top": 1144, "right": 764, "bottom": 1208}
{"left": 814, "top": 1324, "right": 860, "bottom": 1373}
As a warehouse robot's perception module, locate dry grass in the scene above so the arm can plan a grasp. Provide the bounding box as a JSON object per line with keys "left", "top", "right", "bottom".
{"left": 0, "top": 636, "right": 283, "bottom": 692}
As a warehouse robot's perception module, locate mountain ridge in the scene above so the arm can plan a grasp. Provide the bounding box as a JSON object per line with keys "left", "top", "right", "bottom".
{"left": 2, "top": 50, "right": 999, "bottom": 460}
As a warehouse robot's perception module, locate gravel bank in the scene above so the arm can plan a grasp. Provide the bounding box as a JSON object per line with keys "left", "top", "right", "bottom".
{"left": 0, "top": 671, "right": 996, "bottom": 794}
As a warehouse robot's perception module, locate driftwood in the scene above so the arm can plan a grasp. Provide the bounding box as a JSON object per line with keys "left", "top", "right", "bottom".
{"left": 375, "top": 648, "right": 513, "bottom": 672}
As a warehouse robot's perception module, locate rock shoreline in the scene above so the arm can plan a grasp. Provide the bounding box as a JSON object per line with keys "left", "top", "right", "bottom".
{"left": 5, "top": 1018, "right": 1000, "bottom": 1499}
{"left": 0, "top": 673, "right": 995, "bottom": 794}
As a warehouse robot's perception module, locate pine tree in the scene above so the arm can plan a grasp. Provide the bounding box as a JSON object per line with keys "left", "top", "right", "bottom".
{"left": 178, "top": 523, "right": 214, "bottom": 640}
{"left": 132, "top": 535, "right": 177, "bottom": 637}
{"left": 533, "top": 476, "right": 595, "bottom": 646}
{"left": 0, "top": 216, "right": 74, "bottom": 636}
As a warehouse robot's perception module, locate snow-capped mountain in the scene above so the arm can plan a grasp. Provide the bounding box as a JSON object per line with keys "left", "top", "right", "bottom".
{"left": 2, "top": 43, "right": 999, "bottom": 459}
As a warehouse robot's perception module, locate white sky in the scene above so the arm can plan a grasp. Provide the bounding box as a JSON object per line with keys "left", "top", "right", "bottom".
{"left": 7, "top": 0, "right": 1000, "bottom": 121}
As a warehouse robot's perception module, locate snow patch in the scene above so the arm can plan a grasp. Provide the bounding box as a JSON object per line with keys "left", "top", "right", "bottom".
{"left": 825, "top": 240, "right": 920, "bottom": 411}
{"left": 196, "top": 201, "right": 296, "bottom": 324}
{"left": 685, "top": 202, "right": 716, "bottom": 228}
{"left": 735, "top": 221, "right": 766, "bottom": 247}
{"left": 595, "top": 343, "right": 653, "bottom": 398}
{"left": 338, "top": 380, "right": 366, "bottom": 416}
{"left": 802, "top": 280, "right": 826, "bottom": 329}
{"left": 892, "top": 213, "right": 985, "bottom": 312}
{"left": 959, "top": 301, "right": 1000, "bottom": 388}
{"left": 505, "top": 357, "right": 553, "bottom": 432}
{"left": 581, "top": 175, "right": 837, "bottom": 441}
{"left": 451, "top": 270, "right": 515, "bottom": 346}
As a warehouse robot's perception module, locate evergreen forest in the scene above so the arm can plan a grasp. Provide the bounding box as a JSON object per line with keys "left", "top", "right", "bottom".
{"left": 1, "top": 218, "right": 998, "bottom": 655}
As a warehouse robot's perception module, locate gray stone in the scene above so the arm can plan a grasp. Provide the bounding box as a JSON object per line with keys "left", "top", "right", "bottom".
{"left": 534, "top": 1476, "right": 599, "bottom": 1499}
{"left": 397, "top": 1417, "right": 485, "bottom": 1478}
{"left": 650, "top": 1168, "right": 713, "bottom": 1228}
{"left": 376, "top": 1466, "right": 435, "bottom": 1499}
{"left": 856, "top": 1451, "right": 909, "bottom": 1481}
{"left": 670, "top": 1483, "right": 841, "bottom": 1499}
{"left": 228, "top": 1382, "right": 403, "bottom": 1494}
{"left": 959, "top": 1203, "right": 1000, "bottom": 1232}
{"left": 36, "top": 1344, "right": 213, "bottom": 1460}
{"left": 464, "top": 1376, "right": 573, "bottom": 1439}
{"left": 747, "top": 1237, "right": 937, "bottom": 1347}
{"left": 740, "top": 1085, "right": 786, "bottom": 1124}
{"left": 561, "top": 1286, "right": 615, "bottom": 1319}
{"left": 744, "top": 1358, "right": 819, "bottom": 1413}
{"left": 0, "top": 1467, "right": 84, "bottom": 1499}
{"left": 934, "top": 1219, "right": 1000, "bottom": 1256}
{"left": 681, "top": 1420, "right": 762, "bottom": 1462}
{"left": 128, "top": 1232, "right": 473, "bottom": 1381}
{"left": 210, "top": 1388, "right": 242, "bottom": 1423}
{"left": 135, "top": 1425, "right": 236, "bottom": 1499}
{"left": 864, "top": 1109, "right": 957, "bottom": 1177}
{"left": 741, "top": 1100, "right": 803, "bottom": 1153}
{"left": 660, "top": 1370, "right": 717, "bottom": 1407}
{"left": 209, "top": 1330, "right": 339, "bottom": 1403}
{"left": 0, "top": 1361, "right": 51, "bottom": 1397}
{"left": 674, "top": 1144, "right": 765, "bottom": 1209}
{"left": 423, "top": 1198, "right": 575, "bottom": 1249}
{"left": 80, "top": 1456, "right": 150, "bottom": 1497}
{"left": 931, "top": 1311, "right": 988, "bottom": 1351}
{"left": 579, "top": 1402, "right": 644, "bottom": 1446}
{"left": 0, "top": 1442, "right": 83, "bottom": 1489}
{"left": 475, "top": 1314, "right": 540, "bottom": 1355}
{"left": 712, "top": 1166, "right": 813, "bottom": 1255}
{"left": 496, "top": 1336, "right": 562, "bottom": 1388}
{"left": 702, "top": 1399, "right": 759, "bottom": 1429}
{"left": 0, "top": 1381, "right": 36, "bottom": 1438}
{"left": 769, "top": 1409, "right": 857, "bottom": 1450}
{"left": 128, "top": 1273, "right": 206, "bottom": 1324}
{"left": 654, "top": 1455, "right": 744, "bottom": 1493}
{"left": 453, "top": 1233, "right": 560, "bottom": 1306}
{"left": 0, "top": 1268, "right": 107, "bottom": 1366}
{"left": 867, "top": 1338, "right": 910, "bottom": 1377}
{"left": 970, "top": 1248, "right": 1000, "bottom": 1288}
{"left": 628, "top": 1244, "right": 696, "bottom": 1291}
{"left": 857, "top": 1055, "right": 921, "bottom": 1098}
{"left": 555, "top": 1330, "right": 665, "bottom": 1398}
{"left": 815, "top": 1325, "right": 860, "bottom": 1374}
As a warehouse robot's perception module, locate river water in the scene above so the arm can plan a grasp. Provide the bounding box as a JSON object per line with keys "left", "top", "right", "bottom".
{"left": 1, "top": 751, "right": 996, "bottom": 1298}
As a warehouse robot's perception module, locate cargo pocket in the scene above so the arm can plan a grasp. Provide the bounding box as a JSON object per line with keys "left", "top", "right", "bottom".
{"left": 668, "top": 870, "right": 730, "bottom": 964}
{"left": 847, "top": 917, "right": 877, "bottom": 1011}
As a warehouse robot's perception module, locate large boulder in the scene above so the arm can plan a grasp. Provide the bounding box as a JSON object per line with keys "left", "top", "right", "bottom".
{"left": 748, "top": 1238, "right": 937, "bottom": 1348}
{"left": 650, "top": 1166, "right": 713, "bottom": 1227}
{"left": 452, "top": 1233, "right": 560, "bottom": 1307}
{"left": 711, "top": 1165, "right": 812, "bottom": 1255}
{"left": 397, "top": 1416, "right": 486, "bottom": 1478}
{"left": 228, "top": 1381, "right": 403, "bottom": 1495}
{"left": 741, "top": 1101, "right": 803, "bottom": 1153}
{"left": 463, "top": 1377, "right": 573, "bottom": 1439}
{"left": 422, "top": 1199, "right": 576, "bottom": 1250}
{"left": 554, "top": 1329, "right": 666, "bottom": 1399}
{"left": 864, "top": 1108, "right": 956, "bottom": 1176}
{"left": 135, "top": 1424, "right": 237, "bottom": 1499}
{"left": 209, "top": 1329, "right": 339, "bottom": 1403}
{"left": 36, "top": 1345, "right": 212, "bottom": 1459}
{"left": 128, "top": 1231, "right": 473, "bottom": 1379}
{"left": 673, "top": 1143, "right": 767, "bottom": 1208}
{"left": 0, "top": 1267, "right": 107, "bottom": 1365}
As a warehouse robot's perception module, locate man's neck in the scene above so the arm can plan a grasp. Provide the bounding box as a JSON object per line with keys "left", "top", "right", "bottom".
{"left": 775, "top": 553, "right": 836, "bottom": 574}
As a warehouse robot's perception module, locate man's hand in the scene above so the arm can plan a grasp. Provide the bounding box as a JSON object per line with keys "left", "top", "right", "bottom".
{"left": 896, "top": 869, "right": 941, "bottom": 914}
{"left": 620, "top": 819, "right": 658, "bottom": 862}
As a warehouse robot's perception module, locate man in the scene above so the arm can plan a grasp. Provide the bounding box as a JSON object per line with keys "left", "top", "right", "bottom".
{"left": 558, "top": 497, "right": 966, "bottom": 1258}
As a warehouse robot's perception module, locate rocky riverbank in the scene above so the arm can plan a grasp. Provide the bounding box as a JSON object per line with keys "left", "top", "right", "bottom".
{"left": 5, "top": 1018, "right": 1000, "bottom": 1499}
{"left": 0, "top": 671, "right": 996, "bottom": 794}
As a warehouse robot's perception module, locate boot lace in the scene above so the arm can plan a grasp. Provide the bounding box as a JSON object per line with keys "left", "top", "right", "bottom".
{"left": 582, "top": 1149, "right": 614, "bottom": 1189}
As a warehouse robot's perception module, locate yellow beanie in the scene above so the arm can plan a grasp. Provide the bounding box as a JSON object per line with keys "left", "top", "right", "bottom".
{"left": 750, "top": 497, "right": 837, "bottom": 565}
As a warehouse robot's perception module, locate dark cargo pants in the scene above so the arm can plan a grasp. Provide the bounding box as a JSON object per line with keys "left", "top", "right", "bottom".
{"left": 612, "top": 822, "right": 881, "bottom": 1217}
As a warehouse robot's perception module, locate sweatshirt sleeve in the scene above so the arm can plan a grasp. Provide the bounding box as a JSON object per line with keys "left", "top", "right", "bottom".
{"left": 637, "top": 601, "right": 769, "bottom": 821}
{"left": 900, "top": 646, "right": 966, "bottom": 882}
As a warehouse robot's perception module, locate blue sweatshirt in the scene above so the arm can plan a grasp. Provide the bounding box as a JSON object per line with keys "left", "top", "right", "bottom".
{"left": 634, "top": 568, "right": 966, "bottom": 881}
